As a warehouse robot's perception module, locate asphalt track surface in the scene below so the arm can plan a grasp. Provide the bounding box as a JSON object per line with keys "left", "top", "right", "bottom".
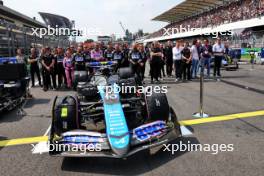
{"left": 0, "top": 64, "right": 264, "bottom": 176}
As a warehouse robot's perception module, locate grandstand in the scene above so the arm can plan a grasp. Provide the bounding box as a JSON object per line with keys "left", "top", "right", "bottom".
{"left": 145, "top": 0, "right": 264, "bottom": 48}
{"left": 0, "top": 1, "right": 70, "bottom": 57}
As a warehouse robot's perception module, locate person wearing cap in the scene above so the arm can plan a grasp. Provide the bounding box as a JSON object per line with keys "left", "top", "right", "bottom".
{"left": 213, "top": 38, "right": 225, "bottom": 77}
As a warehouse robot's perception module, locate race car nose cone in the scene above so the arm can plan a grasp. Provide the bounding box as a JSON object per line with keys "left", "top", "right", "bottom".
{"left": 109, "top": 133, "right": 130, "bottom": 157}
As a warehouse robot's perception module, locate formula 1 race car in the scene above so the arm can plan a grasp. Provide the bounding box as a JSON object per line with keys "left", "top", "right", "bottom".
{"left": 49, "top": 61, "right": 181, "bottom": 158}
{"left": 0, "top": 59, "right": 29, "bottom": 113}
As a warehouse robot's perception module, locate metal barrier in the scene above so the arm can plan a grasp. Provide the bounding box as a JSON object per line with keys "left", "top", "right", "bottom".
{"left": 0, "top": 19, "right": 70, "bottom": 57}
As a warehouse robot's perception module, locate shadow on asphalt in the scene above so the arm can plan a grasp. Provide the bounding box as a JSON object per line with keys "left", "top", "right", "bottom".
{"left": 0, "top": 136, "right": 8, "bottom": 151}
{"left": 61, "top": 137, "right": 200, "bottom": 175}
{"left": 0, "top": 108, "right": 23, "bottom": 123}
{"left": 23, "top": 98, "right": 50, "bottom": 108}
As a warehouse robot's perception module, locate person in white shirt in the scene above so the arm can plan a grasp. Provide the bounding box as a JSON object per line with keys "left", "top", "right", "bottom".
{"left": 191, "top": 40, "right": 200, "bottom": 78}
{"left": 16, "top": 48, "right": 25, "bottom": 64}
{"left": 172, "top": 40, "right": 183, "bottom": 81}
{"left": 212, "top": 37, "right": 225, "bottom": 77}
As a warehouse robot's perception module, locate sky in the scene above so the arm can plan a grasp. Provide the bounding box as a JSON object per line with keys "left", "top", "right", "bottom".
{"left": 4, "top": 0, "right": 183, "bottom": 41}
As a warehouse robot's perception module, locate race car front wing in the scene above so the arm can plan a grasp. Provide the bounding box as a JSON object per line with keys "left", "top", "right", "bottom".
{"left": 49, "top": 120, "right": 181, "bottom": 158}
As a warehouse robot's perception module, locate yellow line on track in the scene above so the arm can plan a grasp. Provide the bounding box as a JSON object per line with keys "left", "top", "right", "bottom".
{"left": 0, "top": 110, "right": 264, "bottom": 147}
{"left": 179, "top": 110, "right": 264, "bottom": 126}
{"left": 0, "top": 136, "right": 48, "bottom": 147}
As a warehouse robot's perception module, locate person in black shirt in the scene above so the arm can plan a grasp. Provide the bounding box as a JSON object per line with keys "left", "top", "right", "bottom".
{"left": 112, "top": 44, "right": 124, "bottom": 72}
{"left": 121, "top": 43, "right": 130, "bottom": 67}
{"left": 164, "top": 41, "right": 173, "bottom": 77}
{"left": 56, "top": 47, "right": 66, "bottom": 88}
{"left": 138, "top": 44, "right": 147, "bottom": 81}
{"left": 129, "top": 44, "right": 143, "bottom": 81}
{"left": 41, "top": 47, "right": 56, "bottom": 91}
{"left": 150, "top": 42, "right": 163, "bottom": 83}
{"left": 181, "top": 42, "right": 192, "bottom": 81}
{"left": 160, "top": 44, "right": 166, "bottom": 79}
{"left": 28, "top": 48, "right": 42, "bottom": 87}
{"left": 73, "top": 46, "right": 86, "bottom": 71}
{"left": 104, "top": 43, "right": 114, "bottom": 61}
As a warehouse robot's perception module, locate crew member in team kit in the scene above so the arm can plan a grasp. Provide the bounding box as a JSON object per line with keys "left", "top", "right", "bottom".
{"left": 41, "top": 47, "right": 56, "bottom": 91}
{"left": 56, "top": 47, "right": 66, "bottom": 88}
{"left": 104, "top": 43, "right": 114, "bottom": 61}
{"left": 73, "top": 46, "right": 86, "bottom": 71}
{"left": 28, "top": 48, "right": 42, "bottom": 87}
{"left": 112, "top": 44, "right": 124, "bottom": 71}
{"left": 129, "top": 43, "right": 143, "bottom": 81}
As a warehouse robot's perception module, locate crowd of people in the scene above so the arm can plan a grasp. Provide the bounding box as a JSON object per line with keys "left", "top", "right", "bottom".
{"left": 147, "top": 37, "right": 227, "bottom": 83}
{"left": 149, "top": 0, "right": 264, "bottom": 39}
{"left": 14, "top": 37, "right": 228, "bottom": 91}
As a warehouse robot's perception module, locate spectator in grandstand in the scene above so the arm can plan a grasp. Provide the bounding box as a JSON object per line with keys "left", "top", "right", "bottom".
{"left": 191, "top": 40, "right": 200, "bottom": 79}
{"left": 164, "top": 41, "right": 173, "bottom": 77}
{"left": 200, "top": 39, "right": 213, "bottom": 78}
{"left": 181, "top": 42, "right": 192, "bottom": 81}
{"left": 28, "top": 48, "right": 42, "bottom": 87}
{"left": 41, "top": 47, "right": 56, "bottom": 91}
{"left": 129, "top": 43, "right": 143, "bottom": 82}
{"left": 56, "top": 47, "right": 66, "bottom": 89}
{"left": 91, "top": 43, "right": 104, "bottom": 61}
{"left": 173, "top": 40, "right": 183, "bottom": 82}
{"left": 213, "top": 38, "right": 225, "bottom": 77}
{"left": 63, "top": 48, "right": 74, "bottom": 89}
{"left": 104, "top": 43, "right": 114, "bottom": 61}
{"left": 16, "top": 48, "right": 26, "bottom": 64}
{"left": 149, "top": 0, "right": 264, "bottom": 39}
{"left": 150, "top": 42, "right": 162, "bottom": 83}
